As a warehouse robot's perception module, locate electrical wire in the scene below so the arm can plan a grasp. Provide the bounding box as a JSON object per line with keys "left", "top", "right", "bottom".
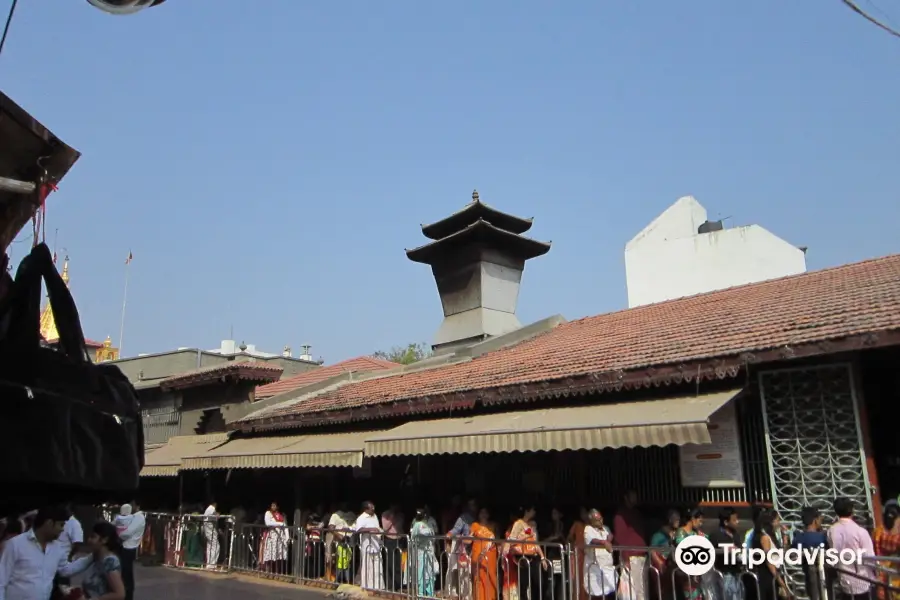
{"left": 841, "top": 0, "right": 900, "bottom": 39}
{"left": 0, "top": 0, "right": 19, "bottom": 59}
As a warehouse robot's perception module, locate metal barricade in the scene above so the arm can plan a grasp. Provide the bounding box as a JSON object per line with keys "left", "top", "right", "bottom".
{"left": 153, "top": 519, "right": 900, "bottom": 600}
{"left": 298, "top": 525, "right": 333, "bottom": 586}
{"left": 569, "top": 541, "right": 761, "bottom": 600}
{"left": 319, "top": 529, "right": 412, "bottom": 594}
{"left": 405, "top": 533, "right": 567, "bottom": 600}
{"left": 230, "top": 522, "right": 302, "bottom": 581}
{"left": 139, "top": 511, "right": 180, "bottom": 566}
{"left": 825, "top": 556, "right": 900, "bottom": 600}
{"left": 166, "top": 513, "right": 235, "bottom": 571}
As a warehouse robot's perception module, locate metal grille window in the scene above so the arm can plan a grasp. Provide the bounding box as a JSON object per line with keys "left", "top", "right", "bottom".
{"left": 142, "top": 407, "right": 182, "bottom": 445}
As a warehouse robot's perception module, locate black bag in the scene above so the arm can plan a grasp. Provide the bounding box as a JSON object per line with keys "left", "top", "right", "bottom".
{"left": 0, "top": 243, "right": 144, "bottom": 497}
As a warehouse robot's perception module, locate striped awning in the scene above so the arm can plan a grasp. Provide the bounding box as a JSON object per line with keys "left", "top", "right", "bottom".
{"left": 140, "top": 433, "right": 230, "bottom": 477}
{"left": 363, "top": 389, "right": 742, "bottom": 457}
{"left": 180, "top": 431, "right": 375, "bottom": 470}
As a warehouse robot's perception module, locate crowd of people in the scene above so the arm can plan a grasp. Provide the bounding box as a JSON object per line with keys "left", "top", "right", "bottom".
{"left": 190, "top": 491, "right": 894, "bottom": 600}
{"left": 3, "top": 492, "right": 892, "bottom": 600}
{"left": 0, "top": 502, "right": 146, "bottom": 600}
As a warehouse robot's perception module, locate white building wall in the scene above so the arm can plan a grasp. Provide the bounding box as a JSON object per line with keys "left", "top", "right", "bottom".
{"left": 625, "top": 196, "right": 807, "bottom": 308}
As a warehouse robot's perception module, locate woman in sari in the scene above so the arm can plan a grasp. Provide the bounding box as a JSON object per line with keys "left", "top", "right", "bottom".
{"left": 568, "top": 508, "right": 590, "bottom": 600}
{"left": 411, "top": 508, "right": 437, "bottom": 597}
{"left": 473, "top": 508, "right": 499, "bottom": 600}
{"left": 874, "top": 503, "right": 900, "bottom": 600}
{"left": 649, "top": 509, "right": 679, "bottom": 600}
{"left": 673, "top": 508, "right": 707, "bottom": 600}
{"left": 503, "top": 505, "right": 550, "bottom": 600}
{"left": 260, "top": 502, "right": 289, "bottom": 574}
{"left": 305, "top": 513, "right": 326, "bottom": 579}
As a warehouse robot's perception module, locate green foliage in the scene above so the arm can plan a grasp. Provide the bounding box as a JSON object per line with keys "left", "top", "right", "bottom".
{"left": 372, "top": 342, "right": 432, "bottom": 365}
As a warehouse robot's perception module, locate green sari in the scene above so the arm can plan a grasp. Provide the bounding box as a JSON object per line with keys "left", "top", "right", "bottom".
{"left": 673, "top": 528, "right": 707, "bottom": 600}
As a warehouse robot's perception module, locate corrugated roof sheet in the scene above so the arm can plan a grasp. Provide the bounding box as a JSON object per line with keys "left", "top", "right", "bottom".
{"left": 140, "top": 433, "right": 230, "bottom": 477}
{"left": 180, "top": 431, "right": 377, "bottom": 470}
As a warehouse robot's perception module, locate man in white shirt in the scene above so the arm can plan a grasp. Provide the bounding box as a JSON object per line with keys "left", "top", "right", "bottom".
{"left": 56, "top": 507, "right": 83, "bottom": 561}
{"left": 352, "top": 502, "right": 384, "bottom": 590}
{"left": 53, "top": 506, "right": 84, "bottom": 595}
{"left": 119, "top": 501, "right": 146, "bottom": 600}
{"left": 0, "top": 506, "right": 90, "bottom": 600}
{"left": 202, "top": 502, "right": 220, "bottom": 570}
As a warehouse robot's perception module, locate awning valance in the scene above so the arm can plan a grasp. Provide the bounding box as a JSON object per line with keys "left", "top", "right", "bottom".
{"left": 140, "top": 433, "right": 230, "bottom": 477}
{"left": 363, "top": 389, "right": 742, "bottom": 457}
{"left": 181, "top": 431, "right": 375, "bottom": 470}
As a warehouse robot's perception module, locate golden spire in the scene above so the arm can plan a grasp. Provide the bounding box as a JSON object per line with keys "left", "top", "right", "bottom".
{"left": 39, "top": 255, "right": 69, "bottom": 342}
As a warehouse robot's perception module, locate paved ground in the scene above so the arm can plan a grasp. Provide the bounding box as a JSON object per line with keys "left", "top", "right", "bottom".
{"left": 135, "top": 565, "right": 331, "bottom": 600}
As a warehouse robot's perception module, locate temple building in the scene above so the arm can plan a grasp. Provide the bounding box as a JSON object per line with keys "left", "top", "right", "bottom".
{"left": 406, "top": 189, "right": 551, "bottom": 353}
{"left": 39, "top": 256, "right": 120, "bottom": 363}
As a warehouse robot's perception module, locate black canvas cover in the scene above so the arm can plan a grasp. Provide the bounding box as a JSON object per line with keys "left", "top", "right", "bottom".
{"left": 0, "top": 243, "right": 143, "bottom": 499}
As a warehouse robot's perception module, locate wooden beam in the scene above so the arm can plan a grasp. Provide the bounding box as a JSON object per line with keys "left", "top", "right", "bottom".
{"left": 0, "top": 176, "right": 36, "bottom": 195}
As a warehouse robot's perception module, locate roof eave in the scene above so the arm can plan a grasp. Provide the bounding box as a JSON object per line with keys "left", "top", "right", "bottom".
{"left": 406, "top": 219, "right": 551, "bottom": 265}
{"left": 421, "top": 201, "right": 534, "bottom": 240}
{"left": 0, "top": 91, "right": 80, "bottom": 253}
{"left": 161, "top": 365, "right": 282, "bottom": 391}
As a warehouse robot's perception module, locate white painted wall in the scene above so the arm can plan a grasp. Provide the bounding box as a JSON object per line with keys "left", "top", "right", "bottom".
{"left": 625, "top": 196, "right": 807, "bottom": 308}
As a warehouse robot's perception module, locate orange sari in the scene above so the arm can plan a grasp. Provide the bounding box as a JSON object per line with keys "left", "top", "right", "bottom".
{"left": 502, "top": 520, "right": 538, "bottom": 600}
{"left": 473, "top": 522, "right": 498, "bottom": 600}
{"left": 874, "top": 526, "right": 900, "bottom": 600}
{"left": 568, "top": 520, "right": 588, "bottom": 600}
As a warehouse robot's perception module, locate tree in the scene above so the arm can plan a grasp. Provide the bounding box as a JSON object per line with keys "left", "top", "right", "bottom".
{"left": 373, "top": 342, "right": 432, "bottom": 365}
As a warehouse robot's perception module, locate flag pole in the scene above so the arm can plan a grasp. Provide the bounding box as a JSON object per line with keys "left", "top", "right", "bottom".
{"left": 118, "top": 251, "right": 132, "bottom": 354}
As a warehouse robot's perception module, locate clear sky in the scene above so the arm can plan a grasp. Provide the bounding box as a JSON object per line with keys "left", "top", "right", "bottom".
{"left": 2, "top": 0, "right": 898, "bottom": 363}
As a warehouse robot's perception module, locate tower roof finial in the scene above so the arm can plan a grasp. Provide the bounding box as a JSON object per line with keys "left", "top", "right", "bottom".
{"left": 472, "top": 189, "right": 479, "bottom": 203}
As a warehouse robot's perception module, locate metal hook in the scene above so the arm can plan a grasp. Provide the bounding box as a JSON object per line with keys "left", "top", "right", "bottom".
{"left": 35, "top": 155, "right": 50, "bottom": 182}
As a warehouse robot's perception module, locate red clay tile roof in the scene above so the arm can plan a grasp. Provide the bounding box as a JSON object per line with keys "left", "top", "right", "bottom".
{"left": 241, "top": 254, "right": 900, "bottom": 429}
{"left": 162, "top": 362, "right": 283, "bottom": 391}
{"left": 255, "top": 356, "right": 399, "bottom": 399}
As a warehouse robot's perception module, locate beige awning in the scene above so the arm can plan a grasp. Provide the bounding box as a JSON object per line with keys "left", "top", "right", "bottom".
{"left": 364, "top": 389, "right": 742, "bottom": 457}
{"left": 140, "top": 433, "right": 230, "bottom": 477}
{"left": 180, "top": 431, "right": 375, "bottom": 470}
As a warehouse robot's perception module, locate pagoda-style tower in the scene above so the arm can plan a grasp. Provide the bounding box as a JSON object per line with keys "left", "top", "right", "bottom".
{"left": 407, "top": 190, "right": 551, "bottom": 354}
{"left": 39, "top": 256, "right": 119, "bottom": 362}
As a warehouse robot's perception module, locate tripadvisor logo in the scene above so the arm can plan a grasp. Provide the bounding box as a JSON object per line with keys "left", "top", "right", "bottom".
{"left": 674, "top": 536, "right": 865, "bottom": 576}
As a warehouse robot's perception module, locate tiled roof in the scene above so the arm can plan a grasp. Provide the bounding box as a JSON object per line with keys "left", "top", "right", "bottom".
{"left": 241, "top": 254, "right": 900, "bottom": 428}
{"left": 255, "top": 356, "right": 399, "bottom": 399}
{"left": 161, "top": 361, "right": 283, "bottom": 391}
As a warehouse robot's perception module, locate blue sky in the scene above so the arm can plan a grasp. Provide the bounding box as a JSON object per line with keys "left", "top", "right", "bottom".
{"left": 2, "top": 0, "right": 898, "bottom": 363}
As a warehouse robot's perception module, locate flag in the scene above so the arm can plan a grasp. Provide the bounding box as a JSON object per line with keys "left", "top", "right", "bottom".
{"left": 125, "top": 251, "right": 133, "bottom": 265}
